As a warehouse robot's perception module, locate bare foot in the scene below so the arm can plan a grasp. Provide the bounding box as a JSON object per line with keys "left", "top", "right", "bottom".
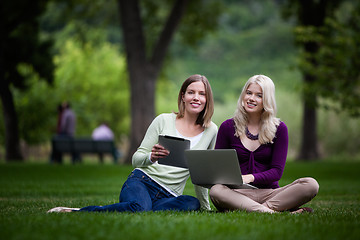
{"left": 47, "top": 207, "right": 80, "bottom": 213}
{"left": 290, "top": 207, "right": 313, "bottom": 214}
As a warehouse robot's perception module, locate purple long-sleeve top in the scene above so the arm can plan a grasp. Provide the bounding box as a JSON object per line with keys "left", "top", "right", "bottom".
{"left": 215, "top": 119, "right": 288, "bottom": 189}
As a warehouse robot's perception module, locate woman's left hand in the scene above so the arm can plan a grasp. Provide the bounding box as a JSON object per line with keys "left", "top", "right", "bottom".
{"left": 242, "top": 174, "right": 255, "bottom": 184}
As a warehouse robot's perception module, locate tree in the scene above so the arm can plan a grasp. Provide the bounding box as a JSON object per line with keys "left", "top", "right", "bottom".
{"left": 0, "top": 0, "right": 54, "bottom": 161}
{"left": 3, "top": 0, "right": 219, "bottom": 162}
{"left": 296, "top": 1, "right": 360, "bottom": 117}
{"left": 117, "top": 0, "right": 221, "bottom": 164}
{"left": 118, "top": 0, "right": 187, "bottom": 164}
{"left": 281, "top": 0, "right": 343, "bottom": 160}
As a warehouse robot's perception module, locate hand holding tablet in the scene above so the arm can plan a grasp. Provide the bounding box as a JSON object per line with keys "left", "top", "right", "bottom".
{"left": 157, "top": 135, "right": 190, "bottom": 168}
{"left": 151, "top": 144, "right": 170, "bottom": 162}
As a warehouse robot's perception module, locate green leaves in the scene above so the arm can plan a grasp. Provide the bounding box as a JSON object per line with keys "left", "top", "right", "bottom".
{"left": 293, "top": 1, "right": 360, "bottom": 116}
{"left": 53, "top": 39, "right": 130, "bottom": 138}
{"left": 11, "top": 39, "right": 130, "bottom": 144}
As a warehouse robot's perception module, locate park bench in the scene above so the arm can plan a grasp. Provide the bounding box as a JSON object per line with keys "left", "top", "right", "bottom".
{"left": 50, "top": 136, "right": 119, "bottom": 164}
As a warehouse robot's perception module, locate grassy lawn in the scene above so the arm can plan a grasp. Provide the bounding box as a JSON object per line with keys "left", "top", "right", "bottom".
{"left": 0, "top": 161, "right": 359, "bottom": 240}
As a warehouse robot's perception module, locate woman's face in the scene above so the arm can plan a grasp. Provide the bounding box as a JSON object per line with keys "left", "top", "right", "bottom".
{"left": 243, "top": 83, "right": 263, "bottom": 115}
{"left": 182, "top": 81, "right": 207, "bottom": 116}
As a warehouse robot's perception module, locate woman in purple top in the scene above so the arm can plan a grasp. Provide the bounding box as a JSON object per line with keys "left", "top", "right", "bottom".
{"left": 209, "top": 75, "right": 319, "bottom": 213}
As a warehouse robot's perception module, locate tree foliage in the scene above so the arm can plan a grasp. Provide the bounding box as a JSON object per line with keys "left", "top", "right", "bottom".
{"left": 0, "top": 0, "right": 54, "bottom": 161}
{"left": 9, "top": 37, "right": 129, "bottom": 145}
{"left": 4, "top": 33, "right": 182, "bottom": 146}
{"left": 294, "top": 1, "right": 360, "bottom": 116}
{"left": 2, "top": 0, "right": 358, "bottom": 162}
{"left": 279, "top": 0, "right": 358, "bottom": 160}
{"left": 53, "top": 38, "right": 130, "bottom": 137}
{"left": 169, "top": 0, "right": 298, "bottom": 103}
{"left": 40, "top": 0, "right": 120, "bottom": 47}
{"left": 2, "top": 0, "right": 54, "bottom": 89}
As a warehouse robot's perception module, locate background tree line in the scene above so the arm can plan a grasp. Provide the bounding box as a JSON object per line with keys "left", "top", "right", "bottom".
{"left": 1, "top": 0, "right": 359, "bottom": 163}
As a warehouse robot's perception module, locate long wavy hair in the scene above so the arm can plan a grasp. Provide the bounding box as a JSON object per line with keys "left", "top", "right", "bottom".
{"left": 175, "top": 74, "right": 214, "bottom": 128}
{"left": 233, "top": 75, "right": 280, "bottom": 144}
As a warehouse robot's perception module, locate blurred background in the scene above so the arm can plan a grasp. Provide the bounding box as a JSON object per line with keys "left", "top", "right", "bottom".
{"left": 1, "top": 0, "right": 359, "bottom": 164}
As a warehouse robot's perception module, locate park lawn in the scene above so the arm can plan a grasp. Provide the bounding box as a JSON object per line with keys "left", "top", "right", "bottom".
{"left": 0, "top": 161, "right": 359, "bottom": 240}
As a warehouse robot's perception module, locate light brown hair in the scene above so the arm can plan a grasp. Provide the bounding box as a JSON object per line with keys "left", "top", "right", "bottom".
{"left": 176, "top": 74, "right": 214, "bottom": 127}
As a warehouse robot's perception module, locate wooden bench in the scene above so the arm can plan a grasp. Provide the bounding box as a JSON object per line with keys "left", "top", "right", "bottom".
{"left": 50, "top": 136, "right": 119, "bottom": 163}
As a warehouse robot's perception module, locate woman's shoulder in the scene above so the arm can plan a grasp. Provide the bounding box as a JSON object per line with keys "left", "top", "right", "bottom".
{"left": 277, "top": 121, "right": 287, "bottom": 130}
{"left": 220, "top": 118, "right": 235, "bottom": 128}
{"left": 208, "top": 120, "right": 218, "bottom": 129}
{"left": 154, "top": 113, "right": 176, "bottom": 121}
{"left": 216, "top": 119, "right": 235, "bottom": 136}
{"left": 205, "top": 121, "right": 218, "bottom": 134}
{"left": 275, "top": 121, "right": 288, "bottom": 137}
{"left": 159, "top": 112, "right": 176, "bottom": 118}
{"left": 148, "top": 113, "right": 176, "bottom": 130}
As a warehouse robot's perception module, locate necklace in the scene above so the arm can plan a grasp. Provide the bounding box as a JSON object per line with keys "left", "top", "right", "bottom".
{"left": 245, "top": 126, "right": 259, "bottom": 140}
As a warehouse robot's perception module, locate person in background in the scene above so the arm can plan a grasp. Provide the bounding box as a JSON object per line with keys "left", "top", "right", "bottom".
{"left": 50, "top": 104, "right": 65, "bottom": 163}
{"left": 48, "top": 74, "right": 218, "bottom": 213}
{"left": 92, "top": 122, "right": 119, "bottom": 162}
{"left": 92, "top": 122, "right": 114, "bottom": 140}
{"left": 59, "top": 102, "right": 76, "bottom": 137}
{"left": 56, "top": 104, "right": 63, "bottom": 135}
{"left": 51, "top": 101, "right": 80, "bottom": 163}
{"left": 209, "top": 75, "right": 319, "bottom": 214}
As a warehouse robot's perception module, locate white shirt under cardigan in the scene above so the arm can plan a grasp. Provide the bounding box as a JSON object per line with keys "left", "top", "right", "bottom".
{"left": 132, "top": 113, "right": 218, "bottom": 210}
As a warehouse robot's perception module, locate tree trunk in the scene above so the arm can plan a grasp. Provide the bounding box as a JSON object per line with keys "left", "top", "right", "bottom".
{"left": 295, "top": 0, "right": 329, "bottom": 161}
{"left": 0, "top": 81, "right": 23, "bottom": 161}
{"left": 118, "top": 0, "right": 188, "bottom": 164}
{"left": 0, "top": 30, "right": 23, "bottom": 161}
{"left": 297, "top": 49, "right": 320, "bottom": 160}
{"left": 298, "top": 91, "right": 318, "bottom": 160}
{"left": 127, "top": 69, "right": 157, "bottom": 164}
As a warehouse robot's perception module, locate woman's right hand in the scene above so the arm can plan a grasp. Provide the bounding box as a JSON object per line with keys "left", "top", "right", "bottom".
{"left": 242, "top": 174, "right": 255, "bottom": 184}
{"left": 150, "top": 144, "right": 170, "bottom": 162}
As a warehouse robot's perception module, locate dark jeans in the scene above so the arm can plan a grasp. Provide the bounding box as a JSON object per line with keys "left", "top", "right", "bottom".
{"left": 79, "top": 169, "right": 200, "bottom": 213}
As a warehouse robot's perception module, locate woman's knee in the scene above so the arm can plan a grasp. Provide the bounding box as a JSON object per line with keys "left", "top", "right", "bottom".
{"left": 300, "top": 177, "right": 319, "bottom": 198}
{"left": 209, "top": 184, "right": 227, "bottom": 199}
{"left": 181, "top": 195, "right": 200, "bottom": 211}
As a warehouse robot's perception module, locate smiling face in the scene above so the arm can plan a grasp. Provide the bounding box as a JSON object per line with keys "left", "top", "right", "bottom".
{"left": 182, "top": 81, "right": 207, "bottom": 117}
{"left": 243, "top": 83, "right": 263, "bottom": 115}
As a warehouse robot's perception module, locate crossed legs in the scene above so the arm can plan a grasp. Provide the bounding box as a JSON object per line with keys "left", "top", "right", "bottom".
{"left": 209, "top": 177, "right": 319, "bottom": 213}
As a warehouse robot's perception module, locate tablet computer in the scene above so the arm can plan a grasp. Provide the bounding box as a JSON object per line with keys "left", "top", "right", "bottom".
{"left": 157, "top": 135, "right": 190, "bottom": 168}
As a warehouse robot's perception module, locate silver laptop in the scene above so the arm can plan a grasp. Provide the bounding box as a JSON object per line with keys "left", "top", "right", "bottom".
{"left": 185, "top": 149, "right": 257, "bottom": 189}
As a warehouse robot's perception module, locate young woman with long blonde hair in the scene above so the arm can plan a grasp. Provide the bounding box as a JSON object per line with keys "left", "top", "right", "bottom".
{"left": 210, "top": 75, "right": 319, "bottom": 213}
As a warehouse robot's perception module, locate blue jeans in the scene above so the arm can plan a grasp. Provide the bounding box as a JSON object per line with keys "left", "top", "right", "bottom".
{"left": 79, "top": 169, "right": 200, "bottom": 212}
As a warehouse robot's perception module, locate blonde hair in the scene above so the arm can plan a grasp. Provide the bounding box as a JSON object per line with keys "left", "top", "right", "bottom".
{"left": 233, "top": 75, "right": 280, "bottom": 144}
{"left": 176, "top": 74, "right": 214, "bottom": 127}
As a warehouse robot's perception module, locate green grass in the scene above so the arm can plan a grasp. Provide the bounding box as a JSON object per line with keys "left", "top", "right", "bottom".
{"left": 1, "top": 161, "right": 359, "bottom": 240}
